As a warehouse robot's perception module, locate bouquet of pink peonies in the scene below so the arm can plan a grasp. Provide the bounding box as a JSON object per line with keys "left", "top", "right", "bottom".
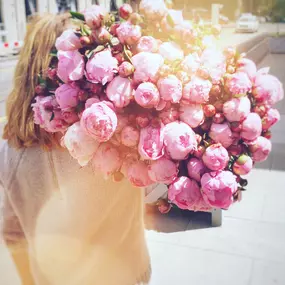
{"left": 32, "top": 0, "right": 284, "bottom": 213}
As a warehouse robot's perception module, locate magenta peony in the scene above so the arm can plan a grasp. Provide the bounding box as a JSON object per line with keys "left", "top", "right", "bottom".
{"left": 209, "top": 123, "right": 234, "bottom": 148}
{"left": 187, "top": 158, "right": 207, "bottom": 182}
{"left": 55, "top": 84, "right": 80, "bottom": 110}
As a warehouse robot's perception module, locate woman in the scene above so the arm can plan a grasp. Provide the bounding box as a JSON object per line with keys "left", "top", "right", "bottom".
{"left": 0, "top": 14, "right": 151, "bottom": 285}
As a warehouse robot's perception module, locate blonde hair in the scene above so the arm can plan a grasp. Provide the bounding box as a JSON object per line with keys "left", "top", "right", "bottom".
{"left": 3, "top": 14, "right": 70, "bottom": 149}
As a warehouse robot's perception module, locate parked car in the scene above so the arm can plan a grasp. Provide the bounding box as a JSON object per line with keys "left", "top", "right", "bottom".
{"left": 236, "top": 15, "right": 259, "bottom": 33}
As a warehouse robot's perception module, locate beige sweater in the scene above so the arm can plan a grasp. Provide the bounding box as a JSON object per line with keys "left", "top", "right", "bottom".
{"left": 0, "top": 142, "right": 151, "bottom": 285}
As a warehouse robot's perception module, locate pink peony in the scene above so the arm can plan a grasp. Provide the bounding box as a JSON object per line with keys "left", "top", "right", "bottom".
{"left": 135, "top": 82, "right": 160, "bottom": 108}
{"left": 136, "top": 36, "right": 158, "bottom": 53}
{"left": 187, "top": 158, "right": 207, "bottom": 182}
{"left": 209, "top": 123, "right": 234, "bottom": 148}
{"left": 138, "top": 124, "right": 164, "bottom": 160}
{"left": 148, "top": 157, "right": 178, "bottom": 184}
{"left": 63, "top": 122, "right": 99, "bottom": 166}
{"left": 132, "top": 52, "right": 164, "bottom": 84}
{"left": 139, "top": 0, "right": 168, "bottom": 20}
{"left": 121, "top": 125, "right": 140, "bottom": 147}
{"left": 202, "top": 144, "right": 229, "bottom": 171}
{"left": 225, "top": 72, "right": 252, "bottom": 95}
{"left": 85, "top": 50, "right": 118, "bottom": 85}
{"left": 106, "top": 76, "right": 133, "bottom": 108}
{"left": 159, "top": 42, "right": 184, "bottom": 62}
{"left": 262, "top": 108, "right": 280, "bottom": 130}
{"left": 92, "top": 27, "right": 111, "bottom": 44}
{"left": 201, "top": 171, "right": 238, "bottom": 209}
{"left": 223, "top": 96, "right": 251, "bottom": 122}
{"left": 168, "top": 176, "right": 202, "bottom": 210}
{"left": 92, "top": 143, "right": 122, "bottom": 177}
{"left": 181, "top": 53, "right": 200, "bottom": 75}
{"left": 233, "top": 154, "right": 253, "bottom": 175}
{"left": 236, "top": 58, "right": 257, "bottom": 82}
{"left": 163, "top": 121, "right": 197, "bottom": 160}
{"left": 55, "top": 29, "right": 82, "bottom": 51}
{"left": 159, "top": 106, "right": 179, "bottom": 125}
{"left": 241, "top": 113, "right": 262, "bottom": 141}
{"left": 62, "top": 110, "right": 79, "bottom": 124}
{"left": 118, "top": 62, "right": 135, "bottom": 77}
{"left": 183, "top": 76, "right": 212, "bottom": 104}
{"left": 157, "top": 75, "right": 182, "bottom": 103}
{"left": 253, "top": 74, "right": 284, "bottom": 106}
{"left": 55, "top": 84, "right": 80, "bottom": 110}
{"left": 180, "top": 103, "right": 204, "bottom": 128}
{"left": 85, "top": 97, "right": 100, "bottom": 109}
{"left": 127, "top": 161, "right": 154, "bottom": 187}
{"left": 116, "top": 21, "right": 142, "bottom": 46}
{"left": 157, "top": 199, "right": 172, "bottom": 214}
{"left": 57, "top": 50, "right": 84, "bottom": 83}
{"left": 249, "top": 136, "right": 272, "bottom": 162}
{"left": 81, "top": 102, "right": 117, "bottom": 142}
{"left": 32, "top": 95, "right": 67, "bottom": 133}
{"left": 83, "top": 5, "right": 107, "bottom": 29}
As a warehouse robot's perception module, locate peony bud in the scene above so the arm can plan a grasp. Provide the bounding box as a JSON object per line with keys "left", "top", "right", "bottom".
{"left": 136, "top": 113, "right": 150, "bottom": 128}
{"left": 210, "top": 85, "right": 222, "bottom": 97}
{"left": 263, "top": 130, "right": 272, "bottom": 139}
{"left": 203, "top": 104, "right": 216, "bottom": 117}
{"left": 230, "top": 122, "right": 242, "bottom": 133}
{"left": 228, "top": 144, "right": 243, "bottom": 156}
{"left": 35, "top": 84, "right": 46, "bottom": 94}
{"left": 80, "top": 36, "right": 91, "bottom": 45}
{"left": 253, "top": 105, "right": 267, "bottom": 118}
{"left": 213, "top": 113, "right": 225, "bottom": 124}
{"left": 119, "top": 3, "right": 133, "bottom": 20}
{"left": 197, "top": 67, "right": 210, "bottom": 80}
{"left": 193, "top": 145, "right": 206, "bottom": 158}
{"left": 118, "top": 61, "right": 135, "bottom": 77}
{"left": 110, "top": 23, "right": 120, "bottom": 36}
{"left": 92, "top": 27, "right": 111, "bottom": 44}
{"left": 157, "top": 199, "right": 172, "bottom": 214}
{"left": 195, "top": 134, "right": 202, "bottom": 144}
{"left": 233, "top": 154, "right": 253, "bottom": 175}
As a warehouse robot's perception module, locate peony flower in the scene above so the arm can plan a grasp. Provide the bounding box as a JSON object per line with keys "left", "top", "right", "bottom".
{"left": 63, "top": 122, "right": 99, "bottom": 166}
{"left": 120, "top": 125, "right": 140, "bottom": 147}
{"left": 201, "top": 171, "right": 238, "bottom": 209}
{"left": 262, "top": 108, "right": 280, "bottom": 130}
{"left": 163, "top": 121, "right": 197, "bottom": 160}
{"left": 85, "top": 50, "right": 118, "bottom": 85}
{"left": 168, "top": 176, "right": 202, "bottom": 210}
{"left": 236, "top": 58, "right": 257, "bottom": 82}
{"left": 55, "top": 84, "right": 80, "bottom": 110}
{"left": 223, "top": 96, "right": 251, "bottom": 122}
{"left": 202, "top": 143, "right": 229, "bottom": 171}
{"left": 209, "top": 123, "right": 234, "bottom": 148}
{"left": 139, "top": 0, "right": 168, "bottom": 20}
{"left": 116, "top": 21, "right": 142, "bottom": 46}
{"left": 132, "top": 52, "right": 164, "bottom": 84}
{"left": 180, "top": 103, "right": 204, "bottom": 128}
{"left": 249, "top": 136, "right": 272, "bottom": 162}
{"left": 159, "top": 42, "right": 184, "bottom": 62}
{"left": 159, "top": 106, "right": 179, "bottom": 125}
{"left": 32, "top": 95, "right": 67, "bottom": 133}
{"left": 127, "top": 161, "right": 154, "bottom": 187}
{"left": 157, "top": 75, "right": 182, "bottom": 103}
{"left": 233, "top": 154, "right": 253, "bottom": 175}
{"left": 55, "top": 29, "right": 82, "bottom": 51}
{"left": 118, "top": 62, "right": 135, "bottom": 77}
{"left": 62, "top": 110, "right": 79, "bottom": 124}
{"left": 187, "top": 158, "right": 207, "bottom": 182}
{"left": 57, "top": 50, "right": 84, "bottom": 83}
{"left": 138, "top": 124, "right": 164, "bottom": 160}
{"left": 106, "top": 76, "right": 133, "bottom": 108}
{"left": 81, "top": 102, "right": 117, "bottom": 142}
{"left": 225, "top": 72, "right": 252, "bottom": 95}
{"left": 85, "top": 97, "right": 100, "bottom": 109}
{"left": 148, "top": 157, "right": 178, "bottom": 184}
{"left": 181, "top": 53, "right": 200, "bottom": 75}
{"left": 134, "top": 82, "right": 160, "bottom": 108}
{"left": 182, "top": 76, "right": 212, "bottom": 104}
{"left": 241, "top": 113, "right": 262, "bottom": 141}
{"left": 136, "top": 36, "right": 158, "bottom": 53}
{"left": 253, "top": 73, "right": 284, "bottom": 106}
{"left": 83, "top": 5, "right": 107, "bottom": 29}
{"left": 92, "top": 143, "right": 122, "bottom": 177}
{"left": 119, "top": 3, "right": 133, "bottom": 20}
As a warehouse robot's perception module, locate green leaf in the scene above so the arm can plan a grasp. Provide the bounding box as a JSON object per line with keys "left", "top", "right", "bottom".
{"left": 82, "top": 25, "right": 91, "bottom": 36}
{"left": 50, "top": 52, "right": 57, "bottom": 58}
{"left": 70, "top": 11, "right": 85, "bottom": 21}
{"left": 93, "top": 45, "right": 105, "bottom": 53}
{"left": 166, "top": 13, "right": 175, "bottom": 28}
{"left": 49, "top": 112, "right": 55, "bottom": 122}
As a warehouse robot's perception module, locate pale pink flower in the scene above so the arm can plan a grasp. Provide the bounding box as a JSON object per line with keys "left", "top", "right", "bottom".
{"left": 81, "top": 102, "right": 117, "bottom": 142}
{"left": 163, "top": 121, "right": 197, "bottom": 160}
{"left": 187, "top": 158, "right": 207, "bottom": 182}
{"left": 63, "top": 122, "right": 99, "bottom": 166}
{"left": 262, "top": 108, "right": 280, "bottom": 130}
{"left": 121, "top": 125, "right": 140, "bottom": 147}
{"left": 85, "top": 97, "right": 100, "bottom": 109}
{"left": 249, "top": 136, "right": 272, "bottom": 162}
{"left": 132, "top": 52, "right": 164, "bottom": 84}
{"left": 84, "top": 5, "right": 107, "bottom": 29}
{"left": 209, "top": 123, "right": 234, "bottom": 148}
{"left": 127, "top": 161, "right": 154, "bottom": 187}
{"left": 179, "top": 103, "right": 204, "bottom": 128}
{"left": 116, "top": 21, "right": 142, "bottom": 46}
{"left": 136, "top": 36, "right": 158, "bottom": 53}
{"left": 159, "top": 42, "right": 184, "bottom": 62}
{"left": 85, "top": 50, "right": 118, "bottom": 85}
{"left": 201, "top": 171, "right": 238, "bottom": 209}
{"left": 225, "top": 72, "right": 252, "bottom": 95}
{"left": 138, "top": 124, "right": 164, "bottom": 160}
{"left": 181, "top": 53, "right": 200, "bottom": 75}
{"left": 202, "top": 144, "right": 229, "bottom": 171}
{"left": 183, "top": 76, "right": 212, "bottom": 104}
{"left": 223, "top": 96, "right": 251, "bottom": 122}
{"left": 55, "top": 29, "right": 82, "bottom": 51}
{"left": 148, "top": 157, "right": 178, "bottom": 184}
{"left": 157, "top": 75, "right": 182, "bottom": 103}
{"left": 139, "top": 0, "right": 168, "bottom": 20}
{"left": 55, "top": 84, "right": 80, "bottom": 110}
{"left": 119, "top": 3, "right": 133, "bottom": 20}
{"left": 159, "top": 106, "right": 179, "bottom": 125}
{"left": 233, "top": 154, "right": 253, "bottom": 175}
{"left": 106, "top": 76, "right": 133, "bottom": 108}
{"left": 135, "top": 82, "right": 160, "bottom": 108}
{"left": 236, "top": 58, "right": 257, "bottom": 82}
{"left": 57, "top": 50, "right": 84, "bottom": 83}
{"left": 118, "top": 62, "right": 135, "bottom": 77}
{"left": 241, "top": 113, "right": 262, "bottom": 141}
